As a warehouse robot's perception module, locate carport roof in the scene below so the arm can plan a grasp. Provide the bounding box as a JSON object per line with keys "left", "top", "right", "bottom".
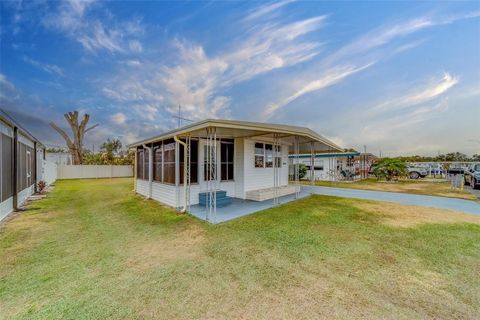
{"left": 128, "top": 119, "right": 343, "bottom": 151}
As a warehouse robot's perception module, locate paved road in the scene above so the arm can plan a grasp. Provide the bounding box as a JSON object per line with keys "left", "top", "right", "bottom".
{"left": 302, "top": 186, "right": 480, "bottom": 216}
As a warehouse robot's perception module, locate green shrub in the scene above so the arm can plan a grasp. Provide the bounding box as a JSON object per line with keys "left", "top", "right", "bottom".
{"left": 373, "top": 158, "right": 408, "bottom": 181}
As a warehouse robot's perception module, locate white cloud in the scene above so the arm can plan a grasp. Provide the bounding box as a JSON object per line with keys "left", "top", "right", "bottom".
{"left": 243, "top": 0, "right": 295, "bottom": 21}
{"left": 263, "top": 63, "right": 374, "bottom": 118}
{"left": 111, "top": 112, "right": 126, "bottom": 124}
{"left": 261, "top": 10, "right": 478, "bottom": 119}
{"left": 23, "top": 56, "right": 65, "bottom": 76}
{"left": 42, "top": 0, "right": 143, "bottom": 54}
{"left": 77, "top": 22, "right": 124, "bottom": 53}
{"left": 326, "top": 12, "right": 480, "bottom": 65}
{"left": 123, "top": 60, "right": 142, "bottom": 67}
{"left": 373, "top": 73, "right": 459, "bottom": 111}
{"left": 101, "top": 14, "right": 326, "bottom": 121}
{"left": 102, "top": 81, "right": 163, "bottom": 103}
{"left": 129, "top": 40, "right": 143, "bottom": 53}
{"left": 362, "top": 97, "right": 451, "bottom": 144}
{"left": 0, "top": 73, "right": 15, "bottom": 91}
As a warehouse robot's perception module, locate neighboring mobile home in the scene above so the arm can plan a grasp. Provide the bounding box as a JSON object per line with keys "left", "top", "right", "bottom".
{"left": 129, "top": 119, "right": 342, "bottom": 222}
{"left": 0, "top": 109, "right": 46, "bottom": 221}
{"left": 289, "top": 152, "right": 360, "bottom": 181}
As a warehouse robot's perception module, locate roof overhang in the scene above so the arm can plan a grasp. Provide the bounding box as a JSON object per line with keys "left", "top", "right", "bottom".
{"left": 128, "top": 119, "right": 343, "bottom": 152}
{"left": 0, "top": 108, "right": 45, "bottom": 148}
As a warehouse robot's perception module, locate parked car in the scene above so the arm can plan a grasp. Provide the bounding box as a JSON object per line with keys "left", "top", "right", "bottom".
{"left": 407, "top": 165, "right": 428, "bottom": 179}
{"left": 464, "top": 163, "right": 480, "bottom": 189}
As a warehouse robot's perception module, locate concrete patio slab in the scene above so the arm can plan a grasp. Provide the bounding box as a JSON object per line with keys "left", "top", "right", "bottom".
{"left": 188, "top": 190, "right": 310, "bottom": 223}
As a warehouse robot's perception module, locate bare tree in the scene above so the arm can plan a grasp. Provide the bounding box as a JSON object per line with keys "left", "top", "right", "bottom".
{"left": 50, "top": 111, "right": 98, "bottom": 164}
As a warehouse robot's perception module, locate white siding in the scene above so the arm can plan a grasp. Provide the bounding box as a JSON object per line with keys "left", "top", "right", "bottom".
{"left": 136, "top": 179, "right": 149, "bottom": 197}
{"left": 136, "top": 179, "right": 178, "bottom": 208}
{"left": 243, "top": 138, "right": 289, "bottom": 192}
{"left": 234, "top": 138, "right": 245, "bottom": 198}
{"left": 18, "top": 185, "right": 34, "bottom": 207}
{"left": 0, "top": 197, "right": 13, "bottom": 222}
{"left": 151, "top": 182, "right": 178, "bottom": 207}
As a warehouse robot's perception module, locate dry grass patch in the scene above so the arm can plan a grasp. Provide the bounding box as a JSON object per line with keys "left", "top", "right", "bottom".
{"left": 125, "top": 224, "right": 206, "bottom": 271}
{"left": 352, "top": 201, "right": 480, "bottom": 227}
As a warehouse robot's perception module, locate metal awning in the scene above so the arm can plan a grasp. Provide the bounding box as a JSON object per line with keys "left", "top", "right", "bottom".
{"left": 128, "top": 119, "right": 343, "bottom": 152}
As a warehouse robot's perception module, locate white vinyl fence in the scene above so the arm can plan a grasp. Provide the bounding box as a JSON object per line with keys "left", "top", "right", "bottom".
{"left": 57, "top": 165, "right": 133, "bottom": 180}
{"left": 42, "top": 160, "right": 58, "bottom": 185}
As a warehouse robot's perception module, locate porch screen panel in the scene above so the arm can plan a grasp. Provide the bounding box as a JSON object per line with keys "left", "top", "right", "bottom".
{"left": 1, "top": 134, "right": 13, "bottom": 201}
{"left": 220, "top": 141, "right": 234, "bottom": 181}
{"left": 163, "top": 142, "right": 176, "bottom": 184}
{"left": 17, "top": 142, "right": 27, "bottom": 192}
{"left": 143, "top": 147, "right": 150, "bottom": 181}
{"left": 136, "top": 148, "right": 144, "bottom": 180}
{"left": 179, "top": 139, "right": 197, "bottom": 184}
{"left": 153, "top": 143, "right": 162, "bottom": 182}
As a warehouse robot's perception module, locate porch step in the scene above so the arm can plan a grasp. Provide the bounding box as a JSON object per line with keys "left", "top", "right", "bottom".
{"left": 198, "top": 191, "right": 232, "bottom": 208}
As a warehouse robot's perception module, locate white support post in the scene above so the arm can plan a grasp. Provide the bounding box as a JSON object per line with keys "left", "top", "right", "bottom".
{"left": 310, "top": 141, "right": 315, "bottom": 186}
{"left": 142, "top": 144, "right": 153, "bottom": 199}
{"left": 133, "top": 148, "right": 137, "bottom": 192}
{"left": 294, "top": 136, "right": 300, "bottom": 199}
{"left": 206, "top": 127, "right": 217, "bottom": 222}
{"left": 273, "top": 133, "right": 279, "bottom": 206}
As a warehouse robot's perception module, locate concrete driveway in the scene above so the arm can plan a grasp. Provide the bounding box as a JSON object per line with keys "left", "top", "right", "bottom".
{"left": 302, "top": 185, "right": 480, "bottom": 216}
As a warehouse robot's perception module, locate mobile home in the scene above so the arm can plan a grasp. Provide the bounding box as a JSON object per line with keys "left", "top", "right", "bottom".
{"left": 0, "top": 109, "right": 45, "bottom": 221}
{"left": 129, "top": 119, "right": 342, "bottom": 222}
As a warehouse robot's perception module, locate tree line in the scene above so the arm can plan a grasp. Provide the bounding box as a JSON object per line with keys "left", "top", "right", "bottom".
{"left": 394, "top": 152, "right": 480, "bottom": 163}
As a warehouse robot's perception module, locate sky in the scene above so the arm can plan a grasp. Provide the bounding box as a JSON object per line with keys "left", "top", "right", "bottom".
{"left": 0, "top": 0, "right": 479, "bottom": 156}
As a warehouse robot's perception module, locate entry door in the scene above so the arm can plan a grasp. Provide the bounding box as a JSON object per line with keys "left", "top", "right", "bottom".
{"left": 26, "top": 150, "right": 32, "bottom": 186}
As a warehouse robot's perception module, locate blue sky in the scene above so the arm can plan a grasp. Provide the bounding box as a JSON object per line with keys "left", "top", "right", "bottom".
{"left": 1, "top": 0, "right": 479, "bottom": 156}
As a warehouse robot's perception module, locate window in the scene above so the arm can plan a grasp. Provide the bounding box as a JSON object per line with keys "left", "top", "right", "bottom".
{"left": 26, "top": 150, "right": 32, "bottom": 187}
{"left": 180, "top": 139, "right": 198, "bottom": 184}
{"left": 221, "top": 140, "right": 234, "bottom": 181}
{"left": 255, "top": 143, "right": 281, "bottom": 168}
{"left": 254, "top": 143, "right": 264, "bottom": 168}
{"left": 163, "top": 142, "right": 176, "bottom": 184}
{"left": 265, "top": 144, "right": 273, "bottom": 168}
{"left": 153, "top": 143, "right": 162, "bottom": 182}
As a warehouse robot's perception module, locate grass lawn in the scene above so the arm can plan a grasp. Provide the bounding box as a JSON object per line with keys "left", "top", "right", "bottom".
{"left": 1, "top": 178, "right": 480, "bottom": 319}
{"left": 304, "top": 178, "right": 477, "bottom": 201}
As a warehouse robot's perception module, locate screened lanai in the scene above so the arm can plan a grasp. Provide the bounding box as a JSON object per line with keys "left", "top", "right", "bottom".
{"left": 129, "top": 119, "right": 342, "bottom": 223}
